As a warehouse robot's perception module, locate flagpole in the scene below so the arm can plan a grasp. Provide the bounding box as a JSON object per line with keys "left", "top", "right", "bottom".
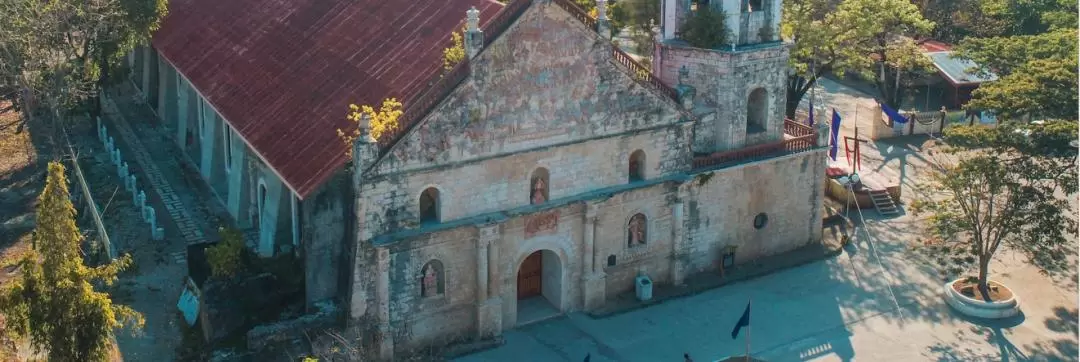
{"left": 745, "top": 297, "right": 752, "bottom": 362}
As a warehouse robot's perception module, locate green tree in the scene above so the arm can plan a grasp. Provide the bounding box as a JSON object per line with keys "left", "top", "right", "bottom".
{"left": 912, "top": 121, "right": 1077, "bottom": 301}
{"left": 781, "top": 0, "right": 934, "bottom": 117}
{"left": 678, "top": 6, "right": 730, "bottom": 49}
{"left": 954, "top": 28, "right": 1078, "bottom": 121}
{"left": 206, "top": 227, "right": 248, "bottom": 279}
{"left": 0, "top": 0, "right": 167, "bottom": 122}
{"left": 0, "top": 162, "right": 143, "bottom": 361}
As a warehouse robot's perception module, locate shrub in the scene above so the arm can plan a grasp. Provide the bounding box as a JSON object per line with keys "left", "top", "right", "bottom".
{"left": 206, "top": 227, "right": 247, "bottom": 279}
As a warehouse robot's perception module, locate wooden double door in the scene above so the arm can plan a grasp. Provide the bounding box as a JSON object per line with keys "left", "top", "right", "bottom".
{"left": 517, "top": 251, "right": 543, "bottom": 299}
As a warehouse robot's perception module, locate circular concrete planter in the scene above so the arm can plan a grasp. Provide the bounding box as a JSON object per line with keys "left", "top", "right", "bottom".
{"left": 943, "top": 278, "right": 1020, "bottom": 319}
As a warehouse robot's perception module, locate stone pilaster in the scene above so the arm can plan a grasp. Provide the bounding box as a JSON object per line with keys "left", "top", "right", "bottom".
{"left": 375, "top": 247, "right": 394, "bottom": 360}
{"left": 671, "top": 184, "right": 691, "bottom": 285}
{"left": 476, "top": 223, "right": 503, "bottom": 339}
{"left": 582, "top": 202, "right": 606, "bottom": 311}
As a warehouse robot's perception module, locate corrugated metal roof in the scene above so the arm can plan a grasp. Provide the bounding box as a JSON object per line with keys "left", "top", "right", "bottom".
{"left": 153, "top": 0, "right": 503, "bottom": 198}
{"left": 926, "top": 51, "right": 998, "bottom": 86}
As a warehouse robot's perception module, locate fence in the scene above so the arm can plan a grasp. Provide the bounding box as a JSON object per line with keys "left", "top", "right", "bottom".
{"left": 63, "top": 125, "right": 115, "bottom": 260}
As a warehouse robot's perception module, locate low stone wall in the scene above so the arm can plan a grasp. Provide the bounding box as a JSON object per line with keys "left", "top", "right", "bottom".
{"left": 246, "top": 301, "right": 341, "bottom": 353}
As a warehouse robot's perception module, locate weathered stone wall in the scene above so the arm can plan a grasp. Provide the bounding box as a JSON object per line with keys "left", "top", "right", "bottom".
{"left": 373, "top": 2, "right": 686, "bottom": 176}
{"left": 361, "top": 127, "right": 688, "bottom": 237}
{"left": 383, "top": 227, "right": 480, "bottom": 350}
{"left": 681, "top": 151, "right": 826, "bottom": 273}
{"left": 302, "top": 171, "right": 350, "bottom": 308}
{"left": 592, "top": 185, "right": 677, "bottom": 296}
{"left": 652, "top": 43, "right": 790, "bottom": 153}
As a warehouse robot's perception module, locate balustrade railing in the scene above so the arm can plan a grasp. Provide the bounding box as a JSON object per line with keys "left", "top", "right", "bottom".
{"left": 552, "top": 0, "right": 597, "bottom": 30}
{"left": 692, "top": 134, "right": 818, "bottom": 169}
{"left": 784, "top": 118, "right": 814, "bottom": 137}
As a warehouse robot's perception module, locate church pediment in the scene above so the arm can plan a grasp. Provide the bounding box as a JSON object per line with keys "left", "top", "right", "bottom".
{"left": 371, "top": 2, "right": 685, "bottom": 176}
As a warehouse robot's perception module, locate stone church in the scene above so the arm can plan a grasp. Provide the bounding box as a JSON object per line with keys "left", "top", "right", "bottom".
{"left": 131, "top": 0, "right": 827, "bottom": 357}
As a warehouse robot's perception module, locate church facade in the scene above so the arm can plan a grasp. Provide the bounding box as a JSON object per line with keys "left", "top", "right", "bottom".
{"left": 346, "top": 0, "right": 827, "bottom": 358}
{"left": 129, "top": 0, "right": 826, "bottom": 357}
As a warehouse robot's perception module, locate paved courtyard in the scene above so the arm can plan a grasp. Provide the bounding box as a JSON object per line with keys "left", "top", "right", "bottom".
{"left": 457, "top": 82, "right": 1079, "bottom": 362}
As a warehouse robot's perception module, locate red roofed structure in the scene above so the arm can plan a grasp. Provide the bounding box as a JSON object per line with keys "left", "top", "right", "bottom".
{"left": 152, "top": 0, "right": 503, "bottom": 198}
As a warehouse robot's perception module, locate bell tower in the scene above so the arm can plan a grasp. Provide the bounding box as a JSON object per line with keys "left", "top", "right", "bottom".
{"left": 654, "top": 0, "right": 788, "bottom": 154}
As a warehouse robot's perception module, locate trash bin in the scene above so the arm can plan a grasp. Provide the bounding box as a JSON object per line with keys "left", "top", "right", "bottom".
{"left": 635, "top": 275, "right": 653, "bottom": 301}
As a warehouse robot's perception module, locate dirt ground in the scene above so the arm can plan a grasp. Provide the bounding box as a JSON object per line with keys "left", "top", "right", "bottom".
{"left": 0, "top": 103, "right": 186, "bottom": 361}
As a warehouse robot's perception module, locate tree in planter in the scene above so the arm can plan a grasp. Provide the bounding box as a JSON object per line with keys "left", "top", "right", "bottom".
{"left": 780, "top": 0, "right": 934, "bottom": 118}
{"left": 911, "top": 121, "right": 1077, "bottom": 301}
{"left": 0, "top": 161, "right": 143, "bottom": 361}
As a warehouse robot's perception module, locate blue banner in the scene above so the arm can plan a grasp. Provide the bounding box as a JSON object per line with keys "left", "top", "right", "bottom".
{"left": 829, "top": 109, "right": 842, "bottom": 161}
{"left": 880, "top": 101, "right": 909, "bottom": 124}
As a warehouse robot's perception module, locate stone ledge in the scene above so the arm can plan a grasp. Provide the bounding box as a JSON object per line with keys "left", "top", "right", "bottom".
{"left": 587, "top": 240, "right": 842, "bottom": 319}
{"left": 441, "top": 335, "right": 505, "bottom": 360}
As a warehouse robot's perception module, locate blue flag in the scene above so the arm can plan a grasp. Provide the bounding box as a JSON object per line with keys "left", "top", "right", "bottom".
{"left": 808, "top": 99, "right": 815, "bottom": 127}
{"left": 829, "top": 109, "right": 842, "bottom": 161}
{"left": 879, "top": 101, "right": 908, "bottom": 124}
{"left": 730, "top": 299, "right": 752, "bottom": 339}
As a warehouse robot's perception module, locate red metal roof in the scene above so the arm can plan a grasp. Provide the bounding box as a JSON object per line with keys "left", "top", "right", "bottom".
{"left": 919, "top": 39, "right": 953, "bottom": 53}
{"left": 153, "top": 0, "right": 503, "bottom": 198}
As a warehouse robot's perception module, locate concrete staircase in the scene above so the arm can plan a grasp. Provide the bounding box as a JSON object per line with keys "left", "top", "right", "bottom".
{"left": 869, "top": 189, "right": 900, "bottom": 217}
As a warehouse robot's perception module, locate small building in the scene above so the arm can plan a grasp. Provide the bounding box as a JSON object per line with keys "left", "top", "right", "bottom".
{"left": 919, "top": 40, "right": 999, "bottom": 109}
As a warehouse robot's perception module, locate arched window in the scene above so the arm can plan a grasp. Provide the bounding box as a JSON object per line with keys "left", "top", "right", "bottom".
{"left": 419, "top": 187, "right": 440, "bottom": 223}
{"left": 628, "top": 150, "right": 646, "bottom": 182}
{"left": 257, "top": 179, "right": 267, "bottom": 227}
{"left": 747, "top": 88, "right": 768, "bottom": 133}
{"left": 627, "top": 213, "right": 648, "bottom": 247}
{"left": 420, "top": 260, "right": 445, "bottom": 297}
{"left": 746, "top": 0, "right": 763, "bottom": 12}
{"left": 530, "top": 168, "right": 550, "bottom": 205}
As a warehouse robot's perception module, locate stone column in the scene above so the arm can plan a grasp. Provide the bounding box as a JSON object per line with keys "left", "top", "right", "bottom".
{"left": 375, "top": 247, "right": 394, "bottom": 360}
{"left": 582, "top": 202, "right": 606, "bottom": 311}
{"left": 476, "top": 223, "right": 503, "bottom": 339}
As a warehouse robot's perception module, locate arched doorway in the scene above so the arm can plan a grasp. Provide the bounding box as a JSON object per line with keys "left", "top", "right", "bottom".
{"left": 516, "top": 250, "right": 562, "bottom": 325}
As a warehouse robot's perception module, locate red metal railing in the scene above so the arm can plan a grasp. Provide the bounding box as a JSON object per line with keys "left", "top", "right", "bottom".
{"left": 552, "top": 0, "right": 597, "bottom": 31}
{"left": 692, "top": 134, "right": 818, "bottom": 169}
{"left": 483, "top": 0, "right": 533, "bottom": 47}
{"left": 378, "top": 60, "right": 471, "bottom": 150}
{"left": 784, "top": 118, "right": 814, "bottom": 137}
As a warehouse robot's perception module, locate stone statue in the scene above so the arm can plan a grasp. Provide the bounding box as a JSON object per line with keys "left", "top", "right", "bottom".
{"left": 422, "top": 264, "right": 439, "bottom": 297}
{"left": 531, "top": 177, "right": 547, "bottom": 204}
{"left": 628, "top": 214, "right": 646, "bottom": 246}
